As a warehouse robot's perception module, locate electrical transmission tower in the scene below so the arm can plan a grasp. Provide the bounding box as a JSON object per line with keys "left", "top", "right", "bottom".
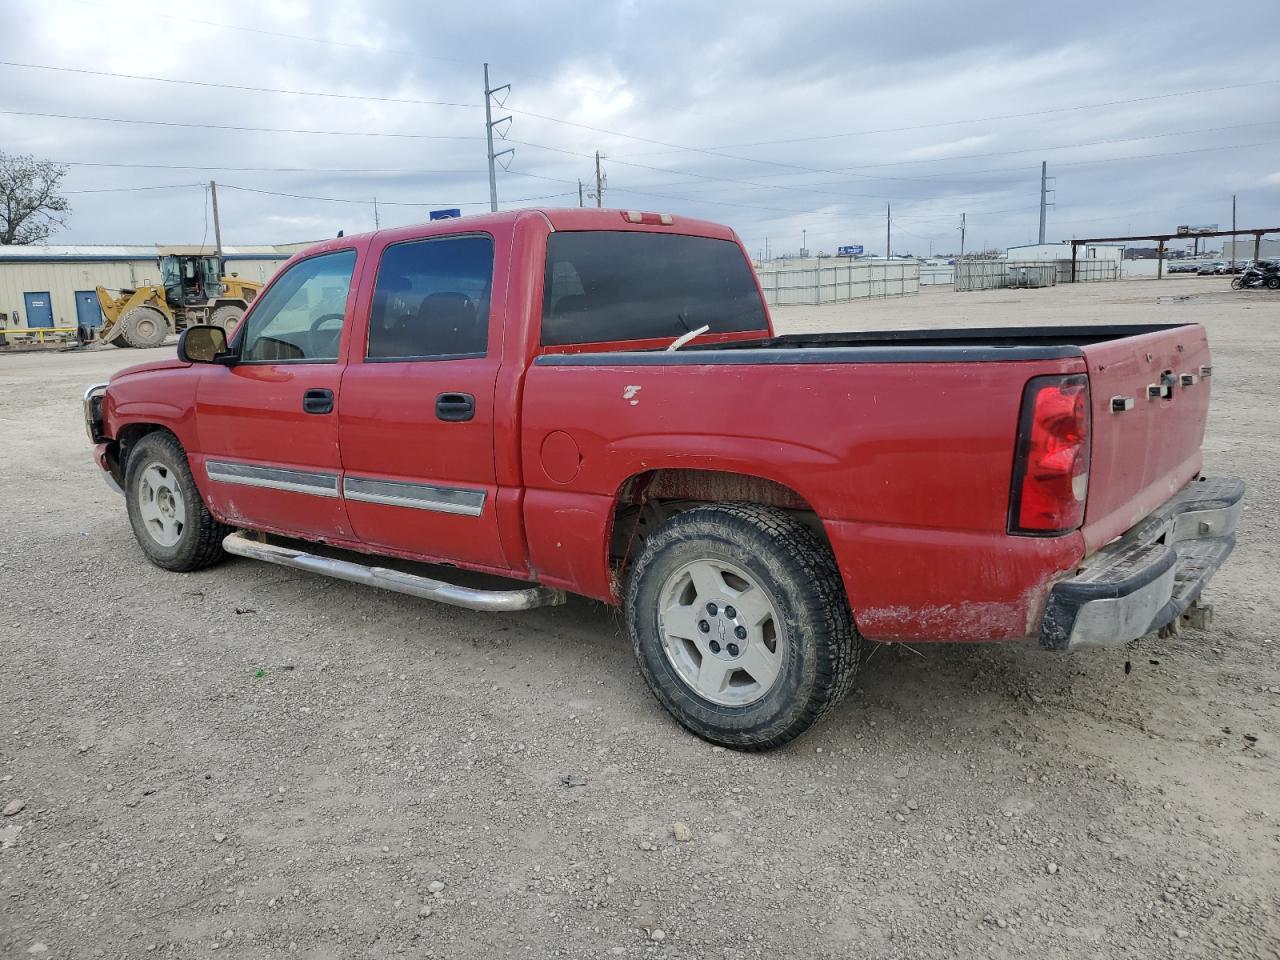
{"left": 483, "top": 63, "right": 513, "bottom": 212}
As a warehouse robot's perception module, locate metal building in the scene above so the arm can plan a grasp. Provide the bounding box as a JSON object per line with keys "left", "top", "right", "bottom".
{"left": 0, "top": 243, "right": 308, "bottom": 333}
{"left": 1221, "top": 238, "right": 1280, "bottom": 261}
{"left": 1005, "top": 242, "right": 1124, "bottom": 263}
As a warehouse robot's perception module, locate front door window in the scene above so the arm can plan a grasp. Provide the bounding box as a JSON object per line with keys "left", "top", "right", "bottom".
{"left": 238, "top": 250, "right": 357, "bottom": 363}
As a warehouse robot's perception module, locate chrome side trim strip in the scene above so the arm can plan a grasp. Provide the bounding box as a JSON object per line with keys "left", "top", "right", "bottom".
{"left": 205, "top": 459, "right": 339, "bottom": 498}
{"left": 343, "top": 476, "right": 486, "bottom": 517}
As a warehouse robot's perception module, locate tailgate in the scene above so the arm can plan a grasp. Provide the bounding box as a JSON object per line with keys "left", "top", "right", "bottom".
{"left": 1081, "top": 324, "right": 1211, "bottom": 553}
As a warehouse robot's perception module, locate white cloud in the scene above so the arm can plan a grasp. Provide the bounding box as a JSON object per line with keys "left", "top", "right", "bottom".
{"left": 2, "top": 0, "right": 1276, "bottom": 253}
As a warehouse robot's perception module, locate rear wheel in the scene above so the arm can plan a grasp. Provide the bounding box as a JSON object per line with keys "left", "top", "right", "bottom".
{"left": 624, "top": 503, "right": 860, "bottom": 750}
{"left": 118, "top": 306, "right": 169, "bottom": 348}
{"left": 124, "top": 431, "right": 229, "bottom": 571}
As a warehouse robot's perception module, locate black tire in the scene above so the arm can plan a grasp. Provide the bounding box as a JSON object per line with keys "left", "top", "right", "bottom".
{"left": 118, "top": 306, "right": 169, "bottom": 348}
{"left": 124, "top": 431, "right": 230, "bottom": 572}
{"left": 1267, "top": 277, "right": 1280, "bottom": 290}
{"left": 624, "top": 503, "right": 860, "bottom": 750}
{"left": 1231, "top": 277, "right": 1244, "bottom": 290}
{"left": 209, "top": 304, "right": 245, "bottom": 334}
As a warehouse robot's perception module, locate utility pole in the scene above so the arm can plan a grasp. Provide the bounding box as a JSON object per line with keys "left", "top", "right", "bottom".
{"left": 594, "top": 151, "right": 604, "bottom": 208}
{"left": 959, "top": 212, "right": 966, "bottom": 259}
{"left": 885, "top": 202, "right": 891, "bottom": 260}
{"left": 1038, "top": 161, "right": 1048, "bottom": 244}
{"left": 1228, "top": 194, "right": 1239, "bottom": 271}
{"left": 483, "top": 63, "right": 512, "bottom": 213}
{"left": 373, "top": 197, "right": 380, "bottom": 230}
{"left": 802, "top": 228, "right": 807, "bottom": 255}
{"left": 209, "top": 180, "right": 223, "bottom": 260}
{"left": 578, "top": 179, "right": 584, "bottom": 207}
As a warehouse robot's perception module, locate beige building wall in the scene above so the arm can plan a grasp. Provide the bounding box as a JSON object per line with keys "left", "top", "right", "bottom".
{"left": 0, "top": 256, "right": 289, "bottom": 330}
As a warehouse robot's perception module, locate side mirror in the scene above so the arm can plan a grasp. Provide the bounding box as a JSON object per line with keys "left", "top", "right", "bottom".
{"left": 177, "top": 325, "right": 231, "bottom": 364}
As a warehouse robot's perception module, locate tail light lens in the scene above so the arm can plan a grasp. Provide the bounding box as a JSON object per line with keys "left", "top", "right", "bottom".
{"left": 1009, "top": 374, "right": 1091, "bottom": 535}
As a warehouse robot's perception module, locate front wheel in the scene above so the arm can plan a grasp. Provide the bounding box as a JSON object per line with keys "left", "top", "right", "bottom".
{"left": 118, "top": 306, "right": 169, "bottom": 348}
{"left": 1231, "top": 277, "right": 1244, "bottom": 290}
{"left": 209, "top": 304, "right": 245, "bottom": 335}
{"left": 1267, "top": 276, "right": 1280, "bottom": 290}
{"left": 124, "top": 431, "right": 230, "bottom": 571}
{"left": 624, "top": 503, "right": 860, "bottom": 750}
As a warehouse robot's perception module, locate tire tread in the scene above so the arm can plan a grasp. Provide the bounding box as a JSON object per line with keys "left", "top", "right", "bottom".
{"left": 624, "top": 502, "right": 860, "bottom": 750}
{"left": 125, "top": 431, "right": 229, "bottom": 572}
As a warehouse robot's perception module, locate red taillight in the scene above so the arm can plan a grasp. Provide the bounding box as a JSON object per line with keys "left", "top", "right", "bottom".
{"left": 1009, "top": 374, "right": 1091, "bottom": 534}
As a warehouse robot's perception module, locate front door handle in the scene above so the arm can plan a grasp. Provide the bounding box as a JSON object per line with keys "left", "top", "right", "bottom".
{"left": 435, "top": 392, "right": 475, "bottom": 422}
{"left": 303, "top": 388, "right": 334, "bottom": 415}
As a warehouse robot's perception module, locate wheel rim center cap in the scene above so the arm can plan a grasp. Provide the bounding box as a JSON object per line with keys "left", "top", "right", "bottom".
{"left": 704, "top": 602, "right": 746, "bottom": 660}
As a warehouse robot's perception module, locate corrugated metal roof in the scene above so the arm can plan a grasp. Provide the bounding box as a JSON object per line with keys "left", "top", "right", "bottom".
{"left": 0, "top": 242, "right": 312, "bottom": 260}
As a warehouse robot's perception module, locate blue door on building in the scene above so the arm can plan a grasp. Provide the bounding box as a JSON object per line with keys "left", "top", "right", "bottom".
{"left": 23, "top": 292, "right": 54, "bottom": 328}
{"left": 75, "top": 290, "right": 103, "bottom": 329}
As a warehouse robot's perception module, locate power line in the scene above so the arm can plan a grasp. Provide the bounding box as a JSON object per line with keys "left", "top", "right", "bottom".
{"left": 613, "top": 78, "right": 1280, "bottom": 155}
{"left": 216, "top": 182, "right": 576, "bottom": 207}
{"left": 55, "top": 159, "right": 497, "bottom": 175}
{"left": 2, "top": 110, "right": 483, "bottom": 141}
{"left": 47, "top": 0, "right": 622, "bottom": 98}
{"left": 8, "top": 57, "right": 1271, "bottom": 189}
{"left": 877, "top": 137, "right": 1280, "bottom": 181}
{"left": 810, "top": 120, "right": 1280, "bottom": 173}
{"left": 57, "top": 0, "right": 476, "bottom": 63}
{"left": 0, "top": 60, "right": 479, "bottom": 109}
{"left": 64, "top": 182, "right": 204, "bottom": 194}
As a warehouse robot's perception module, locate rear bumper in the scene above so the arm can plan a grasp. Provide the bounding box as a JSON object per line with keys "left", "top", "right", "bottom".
{"left": 1040, "top": 476, "right": 1244, "bottom": 650}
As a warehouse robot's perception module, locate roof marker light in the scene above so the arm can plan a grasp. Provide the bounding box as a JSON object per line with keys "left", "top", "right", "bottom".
{"left": 621, "top": 211, "right": 675, "bottom": 225}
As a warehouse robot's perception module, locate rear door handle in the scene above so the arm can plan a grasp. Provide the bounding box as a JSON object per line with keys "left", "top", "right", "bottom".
{"left": 436, "top": 392, "right": 475, "bottom": 422}
{"left": 303, "top": 388, "right": 334, "bottom": 414}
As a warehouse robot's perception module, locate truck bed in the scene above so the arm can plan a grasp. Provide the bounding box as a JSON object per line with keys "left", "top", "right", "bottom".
{"left": 539, "top": 324, "right": 1194, "bottom": 364}
{"left": 525, "top": 321, "right": 1212, "bottom": 641}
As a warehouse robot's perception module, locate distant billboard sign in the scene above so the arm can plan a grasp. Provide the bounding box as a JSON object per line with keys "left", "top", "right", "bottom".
{"left": 1176, "top": 224, "right": 1217, "bottom": 236}
{"left": 838, "top": 244, "right": 864, "bottom": 256}
{"left": 429, "top": 208, "right": 461, "bottom": 221}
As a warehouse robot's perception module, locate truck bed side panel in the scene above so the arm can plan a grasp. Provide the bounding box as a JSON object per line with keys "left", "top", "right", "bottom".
{"left": 520, "top": 355, "right": 1086, "bottom": 639}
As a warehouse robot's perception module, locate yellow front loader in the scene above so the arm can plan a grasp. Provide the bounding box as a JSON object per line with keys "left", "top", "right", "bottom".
{"left": 98, "top": 253, "right": 262, "bottom": 348}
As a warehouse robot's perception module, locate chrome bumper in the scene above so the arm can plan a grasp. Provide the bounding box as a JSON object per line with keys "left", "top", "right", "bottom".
{"left": 1040, "top": 476, "right": 1244, "bottom": 651}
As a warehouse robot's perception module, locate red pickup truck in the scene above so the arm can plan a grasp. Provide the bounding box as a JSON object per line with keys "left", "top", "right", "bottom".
{"left": 85, "top": 208, "right": 1243, "bottom": 749}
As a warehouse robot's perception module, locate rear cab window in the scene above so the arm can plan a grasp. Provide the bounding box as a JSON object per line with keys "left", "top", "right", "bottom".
{"left": 540, "top": 231, "right": 768, "bottom": 347}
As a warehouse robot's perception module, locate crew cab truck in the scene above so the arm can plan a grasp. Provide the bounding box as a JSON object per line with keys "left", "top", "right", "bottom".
{"left": 85, "top": 208, "right": 1244, "bottom": 750}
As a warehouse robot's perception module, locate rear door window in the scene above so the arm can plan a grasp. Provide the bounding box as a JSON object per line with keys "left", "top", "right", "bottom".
{"left": 366, "top": 235, "right": 494, "bottom": 360}
{"left": 540, "top": 231, "right": 767, "bottom": 346}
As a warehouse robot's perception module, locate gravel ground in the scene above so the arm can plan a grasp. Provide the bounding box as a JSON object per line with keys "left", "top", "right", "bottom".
{"left": 1, "top": 278, "right": 1277, "bottom": 959}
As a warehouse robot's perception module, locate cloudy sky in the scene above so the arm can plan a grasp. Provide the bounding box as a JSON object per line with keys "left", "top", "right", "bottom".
{"left": 3, "top": 0, "right": 1278, "bottom": 257}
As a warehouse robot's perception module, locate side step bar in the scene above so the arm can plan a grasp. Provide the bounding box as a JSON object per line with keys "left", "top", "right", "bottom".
{"left": 222, "top": 532, "right": 566, "bottom": 612}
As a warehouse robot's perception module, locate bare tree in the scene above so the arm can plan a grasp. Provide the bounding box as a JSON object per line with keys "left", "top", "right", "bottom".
{"left": 0, "top": 152, "right": 70, "bottom": 245}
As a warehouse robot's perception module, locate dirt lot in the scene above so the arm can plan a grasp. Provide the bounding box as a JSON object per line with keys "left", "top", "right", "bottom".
{"left": 2, "top": 278, "right": 1277, "bottom": 959}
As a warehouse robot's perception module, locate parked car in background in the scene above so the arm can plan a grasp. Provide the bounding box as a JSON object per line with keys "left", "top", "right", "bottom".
{"left": 1197, "top": 261, "right": 1225, "bottom": 275}
{"left": 1220, "top": 263, "right": 1245, "bottom": 274}
{"left": 1168, "top": 263, "right": 1198, "bottom": 274}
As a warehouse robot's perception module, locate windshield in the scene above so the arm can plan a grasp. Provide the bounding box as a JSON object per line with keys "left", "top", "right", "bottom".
{"left": 540, "top": 231, "right": 768, "bottom": 346}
